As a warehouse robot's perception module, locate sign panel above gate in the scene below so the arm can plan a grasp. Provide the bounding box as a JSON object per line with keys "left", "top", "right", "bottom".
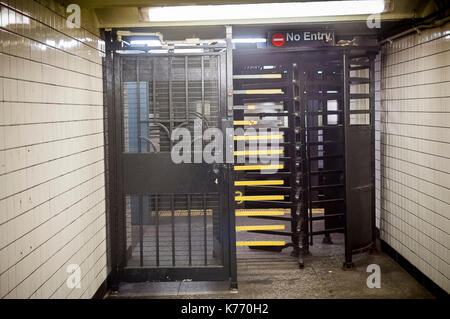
{"left": 268, "top": 30, "right": 335, "bottom": 48}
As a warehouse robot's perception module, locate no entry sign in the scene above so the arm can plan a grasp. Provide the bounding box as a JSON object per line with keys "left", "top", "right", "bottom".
{"left": 268, "top": 30, "right": 335, "bottom": 48}
{"left": 271, "top": 33, "right": 286, "bottom": 47}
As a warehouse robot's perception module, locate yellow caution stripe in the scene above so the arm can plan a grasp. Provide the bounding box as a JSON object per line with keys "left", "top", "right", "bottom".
{"left": 233, "top": 120, "right": 283, "bottom": 126}
{"left": 236, "top": 209, "right": 289, "bottom": 216}
{"left": 236, "top": 241, "right": 286, "bottom": 246}
{"left": 233, "top": 74, "right": 282, "bottom": 80}
{"left": 235, "top": 195, "right": 284, "bottom": 201}
{"left": 234, "top": 89, "right": 284, "bottom": 95}
{"left": 233, "top": 120, "right": 258, "bottom": 126}
{"left": 234, "top": 134, "right": 283, "bottom": 141}
{"left": 244, "top": 104, "right": 283, "bottom": 110}
{"left": 234, "top": 149, "right": 283, "bottom": 156}
{"left": 236, "top": 225, "right": 285, "bottom": 231}
{"left": 234, "top": 164, "right": 284, "bottom": 171}
{"left": 234, "top": 180, "right": 284, "bottom": 186}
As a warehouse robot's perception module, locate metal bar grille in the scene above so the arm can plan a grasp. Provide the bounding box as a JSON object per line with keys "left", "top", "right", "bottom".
{"left": 121, "top": 53, "right": 225, "bottom": 270}
{"left": 122, "top": 55, "right": 221, "bottom": 154}
{"left": 125, "top": 193, "right": 222, "bottom": 267}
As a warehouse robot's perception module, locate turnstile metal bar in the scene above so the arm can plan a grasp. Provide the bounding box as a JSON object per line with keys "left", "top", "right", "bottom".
{"left": 234, "top": 134, "right": 284, "bottom": 141}
{"left": 236, "top": 225, "right": 285, "bottom": 231}
{"left": 236, "top": 241, "right": 286, "bottom": 246}
{"left": 235, "top": 195, "right": 285, "bottom": 201}
{"left": 233, "top": 74, "right": 282, "bottom": 79}
{"left": 234, "top": 89, "right": 284, "bottom": 95}
{"left": 234, "top": 164, "right": 284, "bottom": 171}
{"left": 235, "top": 209, "right": 289, "bottom": 216}
{"left": 234, "top": 149, "right": 283, "bottom": 156}
{"left": 235, "top": 180, "right": 284, "bottom": 186}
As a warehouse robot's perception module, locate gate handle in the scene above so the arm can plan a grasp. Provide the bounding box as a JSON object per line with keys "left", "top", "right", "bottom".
{"left": 353, "top": 184, "right": 373, "bottom": 192}
{"left": 213, "top": 167, "right": 220, "bottom": 184}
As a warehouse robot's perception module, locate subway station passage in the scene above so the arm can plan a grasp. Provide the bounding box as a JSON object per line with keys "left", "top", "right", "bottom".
{"left": 0, "top": 0, "right": 448, "bottom": 300}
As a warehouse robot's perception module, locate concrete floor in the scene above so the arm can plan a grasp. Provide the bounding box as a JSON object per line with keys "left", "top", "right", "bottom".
{"left": 109, "top": 234, "right": 434, "bottom": 299}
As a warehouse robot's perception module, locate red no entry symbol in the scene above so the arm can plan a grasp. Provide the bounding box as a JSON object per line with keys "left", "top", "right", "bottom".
{"left": 271, "top": 33, "right": 286, "bottom": 47}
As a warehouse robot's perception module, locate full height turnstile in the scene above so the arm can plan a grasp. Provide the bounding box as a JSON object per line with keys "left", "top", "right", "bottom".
{"left": 232, "top": 47, "right": 377, "bottom": 268}
{"left": 232, "top": 57, "right": 306, "bottom": 265}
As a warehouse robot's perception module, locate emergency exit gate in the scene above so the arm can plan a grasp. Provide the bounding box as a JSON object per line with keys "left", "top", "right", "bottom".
{"left": 104, "top": 35, "right": 237, "bottom": 285}
{"left": 104, "top": 29, "right": 377, "bottom": 287}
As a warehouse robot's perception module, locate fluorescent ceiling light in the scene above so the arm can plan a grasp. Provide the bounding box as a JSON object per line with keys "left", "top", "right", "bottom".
{"left": 148, "top": 49, "right": 169, "bottom": 54}
{"left": 130, "top": 39, "right": 162, "bottom": 46}
{"left": 146, "top": 1, "right": 385, "bottom": 22}
{"left": 232, "top": 38, "right": 267, "bottom": 44}
{"left": 173, "top": 48, "right": 204, "bottom": 53}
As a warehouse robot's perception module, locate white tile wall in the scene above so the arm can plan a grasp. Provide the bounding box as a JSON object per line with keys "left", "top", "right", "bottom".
{"left": 377, "top": 22, "right": 450, "bottom": 293}
{"left": 0, "top": 0, "right": 106, "bottom": 298}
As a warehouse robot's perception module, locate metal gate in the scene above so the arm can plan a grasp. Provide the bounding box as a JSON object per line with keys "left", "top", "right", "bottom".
{"left": 110, "top": 52, "right": 236, "bottom": 283}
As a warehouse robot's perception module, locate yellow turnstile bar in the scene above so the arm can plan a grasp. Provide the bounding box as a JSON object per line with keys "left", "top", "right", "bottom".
{"left": 234, "top": 89, "right": 284, "bottom": 95}
{"left": 234, "top": 134, "right": 283, "bottom": 141}
{"left": 235, "top": 195, "right": 284, "bottom": 201}
{"left": 233, "top": 74, "right": 282, "bottom": 80}
{"left": 234, "top": 180, "right": 284, "bottom": 186}
{"left": 233, "top": 120, "right": 284, "bottom": 126}
{"left": 233, "top": 104, "right": 284, "bottom": 110}
{"left": 233, "top": 120, "right": 258, "bottom": 126}
{"left": 236, "top": 241, "right": 286, "bottom": 246}
{"left": 236, "top": 225, "right": 285, "bottom": 231}
{"left": 234, "top": 149, "right": 283, "bottom": 156}
{"left": 234, "top": 164, "right": 284, "bottom": 171}
{"left": 235, "top": 209, "right": 288, "bottom": 216}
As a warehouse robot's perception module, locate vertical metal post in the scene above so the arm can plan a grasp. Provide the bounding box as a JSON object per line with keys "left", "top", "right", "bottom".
{"left": 169, "top": 57, "right": 173, "bottom": 150}
{"left": 171, "top": 194, "right": 175, "bottom": 267}
{"left": 139, "top": 195, "right": 144, "bottom": 266}
{"left": 103, "top": 31, "right": 120, "bottom": 289}
{"left": 185, "top": 56, "right": 189, "bottom": 121}
{"left": 155, "top": 194, "right": 160, "bottom": 267}
{"left": 225, "top": 25, "right": 238, "bottom": 289}
{"left": 305, "top": 69, "right": 313, "bottom": 246}
{"left": 342, "top": 49, "right": 352, "bottom": 268}
{"left": 300, "top": 65, "right": 310, "bottom": 257}
{"left": 137, "top": 58, "right": 141, "bottom": 152}
{"left": 187, "top": 194, "right": 192, "bottom": 266}
{"left": 201, "top": 56, "right": 205, "bottom": 149}
{"left": 153, "top": 59, "right": 157, "bottom": 120}
{"left": 288, "top": 62, "right": 299, "bottom": 256}
{"left": 203, "top": 193, "right": 208, "bottom": 266}
{"left": 114, "top": 49, "right": 127, "bottom": 282}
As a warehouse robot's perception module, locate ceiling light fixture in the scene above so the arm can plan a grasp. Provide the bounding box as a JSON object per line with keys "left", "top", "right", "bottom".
{"left": 145, "top": 0, "right": 385, "bottom": 22}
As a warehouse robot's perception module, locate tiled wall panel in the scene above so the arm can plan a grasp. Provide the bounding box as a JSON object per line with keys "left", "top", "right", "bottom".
{"left": 0, "top": 0, "right": 106, "bottom": 298}
{"left": 377, "top": 22, "right": 450, "bottom": 293}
